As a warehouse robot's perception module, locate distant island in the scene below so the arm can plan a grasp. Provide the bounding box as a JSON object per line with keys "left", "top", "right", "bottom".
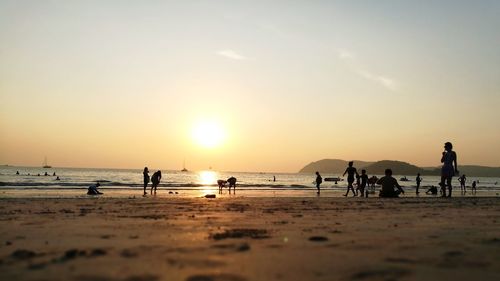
{"left": 299, "top": 159, "right": 500, "bottom": 177}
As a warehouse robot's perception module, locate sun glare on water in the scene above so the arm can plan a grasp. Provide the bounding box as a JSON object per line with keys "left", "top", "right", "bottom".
{"left": 191, "top": 120, "right": 226, "bottom": 149}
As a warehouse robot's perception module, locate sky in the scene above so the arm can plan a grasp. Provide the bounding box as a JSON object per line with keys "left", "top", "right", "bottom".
{"left": 1, "top": 0, "right": 499, "bottom": 172}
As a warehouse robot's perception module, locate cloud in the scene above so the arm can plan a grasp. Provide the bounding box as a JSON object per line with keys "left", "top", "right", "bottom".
{"left": 358, "top": 71, "right": 397, "bottom": 91}
{"left": 337, "top": 48, "right": 397, "bottom": 91}
{"left": 337, "top": 49, "right": 355, "bottom": 60}
{"left": 216, "top": 49, "right": 248, "bottom": 60}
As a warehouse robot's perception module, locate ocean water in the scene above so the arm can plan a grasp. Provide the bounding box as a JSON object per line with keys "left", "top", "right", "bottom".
{"left": 1, "top": 166, "right": 499, "bottom": 198}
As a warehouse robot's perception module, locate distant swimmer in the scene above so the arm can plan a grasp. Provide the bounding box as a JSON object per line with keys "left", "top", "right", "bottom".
{"left": 227, "top": 177, "right": 237, "bottom": 193}
{"left": 44, "top": 172, "right": 49, "bottom": 176}
{"left": 151, "top": 170, "right": 162, "bottom": 194}
{"left": 439, "top": 142, "right": 458, "bottom": 197}
{"left": 342, "top": 161, "right": 359, "bottom": 197}
{"left": 16, "top": 171, "right": 19, "bottom": 175}
{"left": 315, "top": 172, "right": 322, "bottom": 194}
{"left": 143, "top": 167, "right": 150, "bottom": 196}
{"left": 55, "top": 176, "right": 60, "bottom": 181}
{"left": 377, "top": 169, "right": 405, "bottom": 198}
{"left": 87, "top": 182, "right": 102, "bottom": 195}
{"left": 53, "top": 172, "right": 56, "bottom": 176}
{"left": 416, "top": 173, "right": 422, "bottom": 194}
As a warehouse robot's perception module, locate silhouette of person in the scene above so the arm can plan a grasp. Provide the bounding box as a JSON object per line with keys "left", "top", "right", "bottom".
{"left": 143, "top": 167, "right": 150, "bottom": 196}
{"left": 342, "top": 161, "right": 359, "bottom": 197}
{"left": 273, "top": 175, "right": 276, "bottom": 182}
{"left": 55, "top": 176, "right": 60, "bottom": 181}
{"left": 227, "top": 177, "right": 237, "bottom": 193}
{"left": 359, "top": 169, "right": 368, "bottom": 197}
{"left": 439, "top": 142, "right": 458, "bottom": 197}
{"left": 151, "top": 170, "right": 162, "bottom": 194}
{"left": 377, "top": 169, "right": 404, "bottom": 198}
{"left": 16, "top": 171, "right": 19, "bottom": 175}
{"left": 458, "top": 174, "right": 467, "bottom": 193}
{"left": 53, "top": 172, "right": 56, "bottom": 176}
{"left": 315, "top": 172, "right": 322, "bottom": 194}
{"left": 471, "top": 180, "right": 477, "bottom": 194}
{"left": 416, "top": 173, "right": 422, "bottom": 194}
{"left": 87, "top": 182, "right": 102, "bottom": 195}
{"left": 426, "top": 185, "right": 438, "bottom": 195}
{"left": 44, "top": 172, "right": 48, "bottom": 176}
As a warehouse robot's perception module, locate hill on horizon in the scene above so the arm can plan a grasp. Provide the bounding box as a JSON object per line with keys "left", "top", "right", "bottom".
{"left": 299, "top": 159, "right": 500, "bottom": 177}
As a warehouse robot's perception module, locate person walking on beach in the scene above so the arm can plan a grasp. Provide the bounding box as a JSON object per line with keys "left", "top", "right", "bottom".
{"left": 315, "top": 171, "right": 322, "bottom": 194}
{"left": 416, "top": 173, "right": 422, "bottom": 194}
{"left": 458, "top": 174, "right": 467, "bottom": 193}
{"left": 440, "top": 142, "right": 458, "bottom": 197}
{"left": 151, "top": 170, "right": 162, "bottom": 194}
{"left": 377, "top": 169, "right": 404, "bottom": 198}
{"left": 471, "top": 180, "right": 477, "bottom": 194}
{"left": 143, "top": 167, "right": 150, "bottom": 196}
{"left": 343, "top": 161, "right": 359, "bottom": 197}
{"left": 359, "top": 169, "right": 369, "bottom": 197}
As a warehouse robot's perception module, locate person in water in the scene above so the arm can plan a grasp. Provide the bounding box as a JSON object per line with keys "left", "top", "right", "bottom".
{"left": 143, "top": 167, "right": 150, "bottom": 196}
{"left": 359, "top": 169, "right": 369, "bottom": 197}
{"left": 150, "top": 170, "right": 162, "bottom": 194}
{"left": 87, "top": 182, "right": 102, "bottom": 195}
{"left": 377, "top": 169, "right": 405, "bottom": 198}
{"left": 342, "top": 161, "right": 359, "bottom": 197}
{"left": 416, "top": 173, "right": 422, "bottom": 194}
{"left": 16, "top": 171, "right": 19, "bottom": 175}
{"left": 471, "top": 180, "right": 477, "bottom": 194}
{"left": 458, "top": 174, "right": 467, "bottom": 193}
{"left": 315, "top": 171, "right": 322, "bottom": 194}
{"left": 440, "top": 142, "right": 458, "bottom": 197}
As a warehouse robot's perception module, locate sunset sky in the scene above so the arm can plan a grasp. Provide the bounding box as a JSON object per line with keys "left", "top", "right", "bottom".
{"left": 1, "top": 1, "right": 499, "bottom": 172}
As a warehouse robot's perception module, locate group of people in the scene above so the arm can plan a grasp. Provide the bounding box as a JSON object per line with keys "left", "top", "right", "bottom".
{"left": 142, "top": 167, "right": 162, "bottom": 196}
{"left": 315, "top": 142, "right": 473, "bottom": 198}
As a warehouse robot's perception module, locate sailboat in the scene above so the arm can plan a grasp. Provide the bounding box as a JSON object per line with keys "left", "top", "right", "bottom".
{"left": 181, "top": 159, "right": 188, "bottom": 172}
{"left": 42, "top": 156, "right": 52, "bottom": 169}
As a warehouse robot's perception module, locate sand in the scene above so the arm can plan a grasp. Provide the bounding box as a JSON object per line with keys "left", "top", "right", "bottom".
{"left": 0, "top": 196, "right": 499, "bottom": 281}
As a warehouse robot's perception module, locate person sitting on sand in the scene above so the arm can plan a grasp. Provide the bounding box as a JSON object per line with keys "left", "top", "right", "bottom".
{"left": 143, "top": 167, "right": 150, "bottom": 196}
{"left": 315, "top": 172, "right": 322, "bottom": 194}
{"left": 377, "top": 169, "right": 404, "bottom": 198}
{"left": 227, "top": 177, "right": 237, "bottom": 193}
{"left": 342, "top": 161, "right": 359, "bottom": 197}
{"left": 426, "top": 185, "right": 438, "bottom": 195}
{"left": 87, "top": 182, "right": 102, "bottom": 195}
{"left": 150, "top": 170, "right": 162, "bottom": 194}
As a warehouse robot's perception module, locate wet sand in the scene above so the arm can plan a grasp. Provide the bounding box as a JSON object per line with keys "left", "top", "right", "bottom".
{"left": 0, "top": 196, "right": 499, "bottom": 281}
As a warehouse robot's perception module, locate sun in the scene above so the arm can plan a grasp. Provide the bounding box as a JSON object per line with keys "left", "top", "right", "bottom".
{"left": 191, "top": 120, "right": 226, "bottom": 148}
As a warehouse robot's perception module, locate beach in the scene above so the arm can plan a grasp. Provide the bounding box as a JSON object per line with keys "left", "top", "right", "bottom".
{"left": 1, "top": 196, "right": 499, "bottom": 281}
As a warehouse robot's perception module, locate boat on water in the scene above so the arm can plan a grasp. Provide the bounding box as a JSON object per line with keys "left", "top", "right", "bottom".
{"left": 181, "top": 159, "right": 188, "bottom": 172}
{"left": 43, "top": 157, "right": 52, "bottom": 169}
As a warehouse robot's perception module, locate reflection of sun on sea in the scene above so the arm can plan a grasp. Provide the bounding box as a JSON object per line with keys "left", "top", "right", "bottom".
{"left": 199, "top": 171, "right": 218, "bottom": 196}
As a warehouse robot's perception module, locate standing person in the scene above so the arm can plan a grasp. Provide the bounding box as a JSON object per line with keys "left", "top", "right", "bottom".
{"left": 458, "top": 174, "right": 467, "bottom": 193}
{"left": 143, "top": 167, "right": 150, "bottom": 196}
{"left": 150, "top": 170, "right": 162, "bottom": 194}
{"left": 440, "top": 142, "right": 458, "bottom": 197}
{"left": 315, "top": 172, "right": 322, "bottom": 194}
{"left": 343, "top": 161, "right": 359, "bottom": 197}
{"left": 377, "top": 169, "right": 405, "bottom": 198}
{"left": 359, "top": 170, "right": 369, "bottom": 197}
{"left": 416, "top": 173, "right": 422, "bottom": 194}
{"left": 471, "top": 180, "right": 477, "bottom": 194}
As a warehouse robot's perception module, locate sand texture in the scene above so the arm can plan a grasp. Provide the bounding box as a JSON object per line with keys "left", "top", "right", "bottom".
{"left": 0, "top": 197, "right": 499, "bottom": 281}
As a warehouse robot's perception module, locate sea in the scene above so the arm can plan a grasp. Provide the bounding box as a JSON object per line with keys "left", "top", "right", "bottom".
{"left": 1, "top": 166, "right": 499, "bottom": 198}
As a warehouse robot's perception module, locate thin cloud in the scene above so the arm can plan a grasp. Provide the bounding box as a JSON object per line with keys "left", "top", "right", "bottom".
{"left": 358, "top": 71, "right": 397, "bottom": 91}
{"left": 338, "top": 48, "right": 398, "bottom": 91}
{"left": 216, "top": 49, "right": 248, "bottom": 60}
